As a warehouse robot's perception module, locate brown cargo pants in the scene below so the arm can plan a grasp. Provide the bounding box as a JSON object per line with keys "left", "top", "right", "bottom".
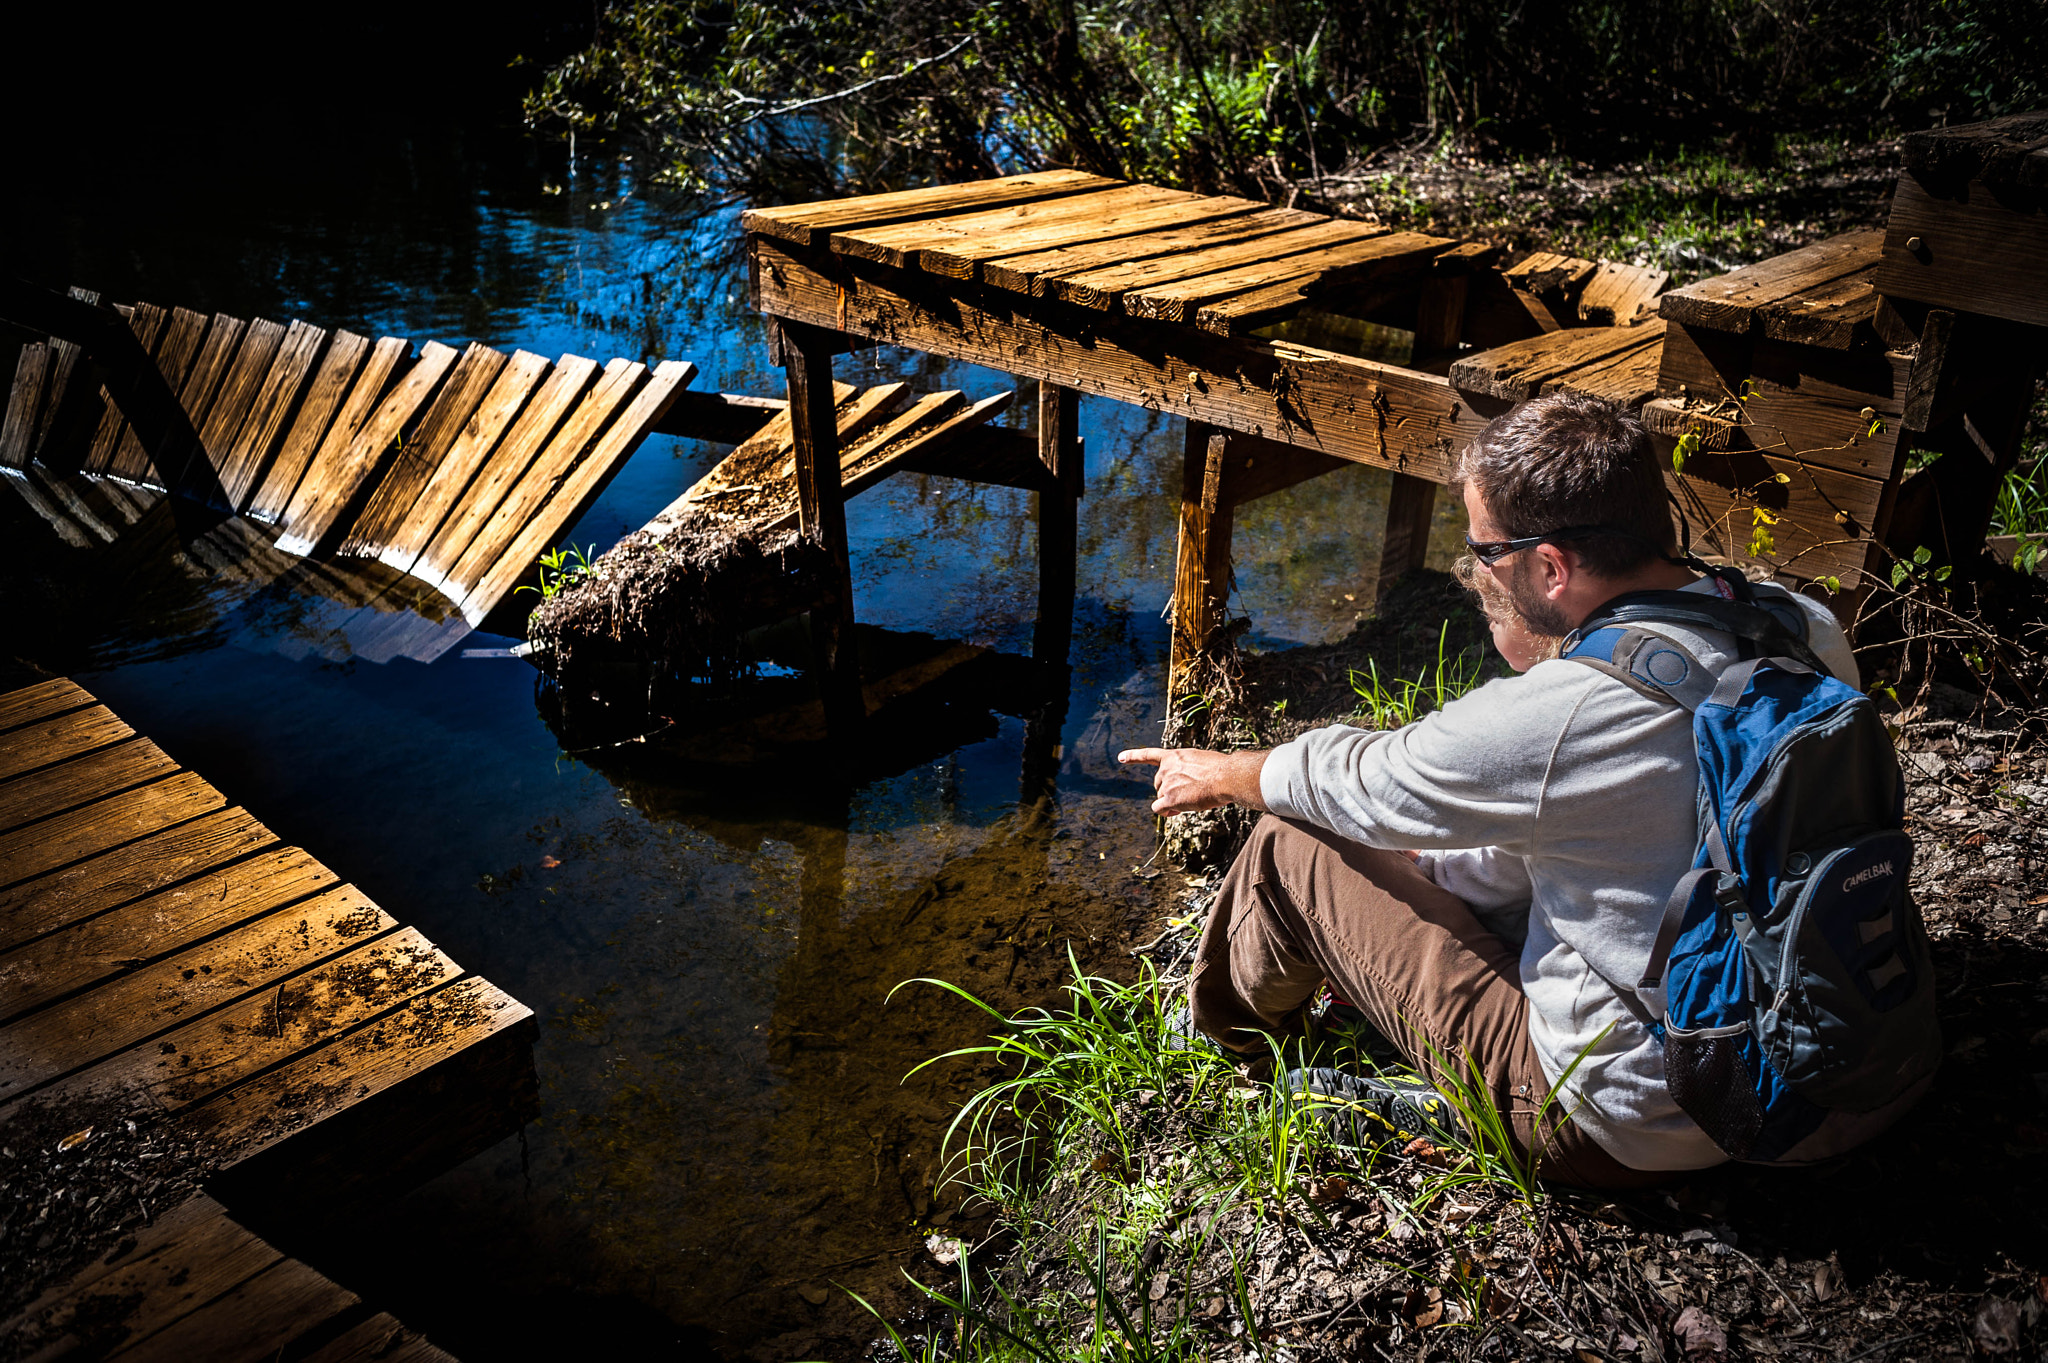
{"left": 1189, "top": 815, "right": 1669, "bottom": 1190}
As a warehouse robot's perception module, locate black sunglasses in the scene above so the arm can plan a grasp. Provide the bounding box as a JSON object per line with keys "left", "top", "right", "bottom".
{"left": 1462, "top": 524, "right": 1628, "bottom": 566}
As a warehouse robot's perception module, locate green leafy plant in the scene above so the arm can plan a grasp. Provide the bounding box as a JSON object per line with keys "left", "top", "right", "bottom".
{"left": 1347, "top": 620, "right": 1484, "bottom": 729}
{"left": 1991, "top": 458, "right": 2048, "bottom": 575}
{"left": 1889, "top": 544, "right": 1952, "bottom": 591}
{"left": 517, "top": 542, "right": 599, "bottom": 600}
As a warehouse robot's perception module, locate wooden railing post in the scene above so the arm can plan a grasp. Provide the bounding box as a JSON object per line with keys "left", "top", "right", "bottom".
{"left": 1032, "top": 382, "right": 1082, "bottom": 668}
{"left": 778, "top": 318, "right": 863, "bottom": 741}
{"left": 1170, "top": 421, "right": 1233, "bottom": 698}
{"left": 1377, "top": 274, "right": 1467, "bottom": 597}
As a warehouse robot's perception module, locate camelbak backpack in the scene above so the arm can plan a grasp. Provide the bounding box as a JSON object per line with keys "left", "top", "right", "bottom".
{"left": 1563, "top": 575, "right": 1942, "bottom": 1164}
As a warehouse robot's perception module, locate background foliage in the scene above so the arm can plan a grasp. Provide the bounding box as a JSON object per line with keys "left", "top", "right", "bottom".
{"left": 525, "top": 0, "right": 2046, "bottom": 203}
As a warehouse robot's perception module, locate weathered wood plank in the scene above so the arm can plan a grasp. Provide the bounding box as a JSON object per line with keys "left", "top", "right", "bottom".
{"left": 272, "top": 336, "right": 436, "bottom": 551}
{"left": 1188, "top": 232, "right": 1462, "bottom": 334}
{"left": 109, "top": 306, "right": 208, "bottom": 486}
{"left": 1503, "top": 252, "right": 1597, "bottom": 301}
{"left": 339, "top": 342, "right": 508, "bottom": 558}
{"left": 219, "top": 320, "right": 328, "bottom": 512}
{"left": 0, "top": 1194, "right": 283, "bottom": 1361}
{"left": 375, "top": 349, "right": 553, "bottom": 577}
{"left": 0, "top": 885, "right": 396, "bottom": 1100}
{"left": 82, "top": 304, "right": 169, "bottom": 475}
{"left": 742, "top": 168, "right": 1121, "bottom": 247}
{"left": 176, "top": 313, "right": 247, "bottom": 433}
{"left": 753, "top": 236, "right": 1488, "bottom": 478}
{"left": 434, "top": 357, "right": 642, "bottom": 600}
{"left": 408, "top": 355, "right": 597, "bottom": 596}
{"left": 1754, "top": 269, "right": 1879, "bottom": 349}
{"left": 108, "top": 1256, "right": 359, "bottom": 1363}
{"left": 31, "top": 287, "right": 104, "bottom": 466}
{"left": 642, "top": 381, "right": 875, "bottom": 540}
{"left": 1877, "top": 174, "right": 2048, "bottom": 330}
{"left": 0, "top": 705, "right": 134, "bottom": 783}
{"left": 830, "top": 184, "right": 1188, "bottom": 268}
{"left": 1052, "top": 220, "right": 1384, "bottom": 312}
{"left": 1170, "top": 424, "right": 1232, "bottom": 692}
{"left": 984, "top": 207, "right": 1328, "bottom": 296}
{"left": 1577, "top": 261, "right": 1669, "bottom": 326}
{"left": 906, "top": 188, "right": 1267, "bottom": 282}
{"left": 1901, "top": 112, "right": 2048, "bottom": 192}
{"left": 1380, "top": 472, "right": 1437, "bottom": 592}
{"left": 1539, "top": 327, "right": 1666, "bottom": 406}
{"left": 1659, "top": 230, "right": 1883, "bottom": 335}
{"left": 174, "top": 974, "right": 533, "bottom": 1167}
{"left": 0, "top": 773, "right": 226, "bottom": 892}
{"left": 456, "top": 358, "right": 697, "bottom": 624}
{"left": 0, "top": 846, "right": 336, "bottom": 1025}
{"left": 0, "top": 679, "right": 95, "bottom": 735}
{"left": 244, "top": 329, "right": 375, "bottom": 523}
{"left": 1, "top": 343, "right": 51, "bottom": 466}
{"left": 0, "top": 739, "right": 180, "bottom": 834}
{"left": 303, "top": 1314, "right": 458, "bottom": 1363}
{"left": 1449, "top": 321, "right": 1664, "bottom": 402}
{"left": 836, "top": 391, "right": 1014, "bottom": 506}
{"left": 0, "top": 806, "right": 276, "bottom": 953}
{"left": 190, "top": 317, "right": 285, "bottom": 505}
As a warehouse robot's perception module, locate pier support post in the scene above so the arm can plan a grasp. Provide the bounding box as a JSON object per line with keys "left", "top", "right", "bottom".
{"left": 1032, "top": 382, "right": 1082, "bottom": 669}
{"left": 1170, "top": 421, "right": 1234, "bottom": 699}
{"left": 778, "top": 319, "right": 863, "bottom": 741}
{"left": 1378, "top": 274, "right": 1466, "bottom": 598}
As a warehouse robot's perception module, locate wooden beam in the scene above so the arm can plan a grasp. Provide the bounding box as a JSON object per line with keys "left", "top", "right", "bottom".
{"left": 1170, "top": 424, "right": 1233, "bottom": 695}
{"left": 1878, "top": 175, "right": 2048, "bottom": 330}
{"left": 1033, "top": 383, "right": 1081, "bottom": 668}
{"left": 652, "top": 388, "right": 788, "bottom": 444}
{"left": 749, "top": 237, "right": 1488, "bottom": 482}
{"left": 780, "top": 320, "right": 863, "bottom": 740}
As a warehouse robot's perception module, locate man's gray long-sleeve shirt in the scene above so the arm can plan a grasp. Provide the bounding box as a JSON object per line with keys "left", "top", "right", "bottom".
{"left": 1259, "top": 579, "right": 1858, "bottom": 1170}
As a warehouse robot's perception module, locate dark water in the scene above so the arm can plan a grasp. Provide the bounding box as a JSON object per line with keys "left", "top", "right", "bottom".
{"left": 1, "top": 17, "right": 1469, "bottom": 1358}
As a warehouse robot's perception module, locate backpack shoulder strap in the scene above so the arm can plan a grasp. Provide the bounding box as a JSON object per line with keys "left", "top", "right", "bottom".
{"left": 1571, "top": 587, "right": 1834, "bottom": 679}
{"left": 1564, "top": 625, "right": 1719, "bottom": 711}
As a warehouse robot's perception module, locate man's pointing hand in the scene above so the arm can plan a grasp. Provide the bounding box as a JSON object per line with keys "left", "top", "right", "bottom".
{"left": 1116, "top": 747, "right": 1272, "bottom": 816}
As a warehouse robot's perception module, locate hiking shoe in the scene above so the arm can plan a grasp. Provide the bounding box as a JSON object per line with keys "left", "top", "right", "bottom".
{"left": 1311, "top": 996, "right": 1404, "bottom": 1069}
{"left": 1290, "top": 1066, "right": 1462, "bottom": 1150}
{"left": 1164, "top": 1004, "right": 1293, "bottom": 1081}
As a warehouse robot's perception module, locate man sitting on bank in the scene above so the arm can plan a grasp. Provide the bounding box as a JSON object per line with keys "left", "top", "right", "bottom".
{"left": 1119, "top": 392, "right": 1857, "bottom": 1190}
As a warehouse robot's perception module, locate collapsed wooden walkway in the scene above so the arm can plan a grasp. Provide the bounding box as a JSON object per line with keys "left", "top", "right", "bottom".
{"left": 0, "top": 280, "right": 695, "bottom": 657}
{"left": 0, "top": 677, "right": 535, "bottom": 1359}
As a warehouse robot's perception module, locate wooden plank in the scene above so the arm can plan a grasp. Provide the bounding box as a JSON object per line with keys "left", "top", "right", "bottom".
{"left": 0, "top": 807, "right": 275, "bottom": 953}
{"left": 1659, "top": 230, "right": 1883, "bottom": 335}
{"left": 82, "top": 303, "right": 169, "bottom": 476}
{"left": 742, "top": 168, "right": 1121, "bottom": 247}
{"left": 1901, "top": 112, "right": 2048, "bottom": 192}
{"left": 784, "top": 322, "right": 861, "bottom": 737}
{"left": 651, "top": 387, "right": 786, "bottom": 444}
{"left": 0, "top": 1194, "right": 283, "bottom": 1360}
{"left": 0, "top": 679, "right": 96, "bottom": 734}
{"left": 894, "top": 426, "right": 1061, "bottom": 492}
{"left": 0, "top": 706, "right": 134, "bottom": 782}
{"left": 432, "top": 358, "right": 641, "bottom": 599}
{"left": 643, "top": 381, "right": 877, "bottom": 538}
{"left": 1503, "top": 252, "right": 1597, "bottom": 300}
{"left": 109, "top": 307, "right": 209, "bottom": 486}
{"left": 1754, "top": 269, "right": 1879, "bottom": 349}
{"left": 1033, "top": 381, "right": 1080, "bottom": 667}
{"left": 1877, "top": 174, "right": 2048, "bottom": 330}
{"left": 304, "top": 1314, "right": 457, "bottom": 1363}
{"left": 408, "top": 355, "right": 596, "bottom": 595}
{"left": 108, "top": 1256, "right": 359, "bottom": 1363}
{"left": 1051, "top": 219, "right": 1385, "bottom": 312}
{"left": 1188, "top": 232, "right": 1462, "bottom": 334}
{"left": 174, "top": 975, "right": 533, "bottom": 1167}
{"left": 0, "top": 884, "right": 396, "bottom": 1101}
{"left": 1577, "top": 261, "right": 1669, "bottom": 326}
{"left": 1540, "top": 327, "right": 1666, "bottom": 406}
{"left": 219, "top": 320, "right": 328, "bottom": 512}
{"left": 0, "top": 846, "right": 334, "bottom": 1025}
{"left": 1, "top": 342, "right": 51, "bottom": 466}
{"left": 339, "top": 342, "right": 508, "bottom": 557}
{"left": 912, "top": 189, "right": 1269, "bottom": 282}
{"left": 1450, "top": 322, "right": 1664, "bottom": 402}
{"left": 1655, "top": 322, "right": 1909, "bottom": 480}
{"left": 830, "top": 183, "right": 1199, "bottom": 269}
{"left": 0, "top": 739, "right": 180, "bottom": 834}
{"left": 835, "top": 390, "right": 1014, "bottom": 506}
{"left": 1170, "top": 424, "right": 1233, "bottom": 692}
{"left": 244, "top": 329, "right": 373, "bottom": 523}
{"left": 32, "top": 287, "right": 103, "bottom": 464}
{"left": 176, "top": 313, "right": 247, "bottom": 432}
{"left": 752, "top": 236, "right": 1488, "bottom": 480}
{"left": 272, "top": 336, "right": 436, "bottom": 550}
{"left": 190, "top": 317, "right": 286, "bottom": 505}
{"left": 984, "top": 207, "right": 1329, "bottom": 296}
{"left": 374, "top": 349, "right": 552, "bottom": 577}
{"left": 1212, "top": 434, "right": 1349, "bottom": 507}
{"left": 1380, "top": 472, "right": 1436, "bottom": 592}
{"left": 0, "top": 773, "right": 226, "bottom": 892}
{"left": 455, "top": 358, "right": 696, "bottom": 623}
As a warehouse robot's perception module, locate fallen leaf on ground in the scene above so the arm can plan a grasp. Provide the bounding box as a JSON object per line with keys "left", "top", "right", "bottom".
{"left": 1401, "top": 1285, "right": 1444, "bottom": 1327}
{"left": 55, "top": 1127, "right": 93, "bottom": 1152}
{"left": 1673, "top": 1305, "right": 1728, "bottom": 1358}
{"left": 1973, "top": 1295, "right": 2021, "bottom": 1354}
{"left": 925, "top": 1233, "right": 962, "bottom": 1266}
{"left": 1813, "top": 1260, "right": 1845, "bottom": 1301}
{"left": 540, "top": 855, "right": 561, "bottom": 869}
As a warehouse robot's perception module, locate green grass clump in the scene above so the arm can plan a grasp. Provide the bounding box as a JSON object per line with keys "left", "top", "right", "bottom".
{"left": 1347, "top": 620, "right": 1485, "bottom": 729}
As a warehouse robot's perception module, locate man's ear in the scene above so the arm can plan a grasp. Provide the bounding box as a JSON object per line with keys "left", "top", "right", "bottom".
{"left": 1533, "top": 542, "right": 1575, "bottom": 600}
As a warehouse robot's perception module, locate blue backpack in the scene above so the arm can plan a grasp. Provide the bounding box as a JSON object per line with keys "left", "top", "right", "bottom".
{"left": 1563, "top": 575, "right": 1943, "bottom": 1164}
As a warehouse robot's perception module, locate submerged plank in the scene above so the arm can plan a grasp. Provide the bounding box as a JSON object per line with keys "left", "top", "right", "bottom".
{"left": 82, "top": 303, "right": 168, "bottom": 476}
{"left": 109, "top": 306, "right": 209, "bottom": 486}
{"left": 190, "top": 317, "right": 286, "bottom": 505}
{"left": 340, "top": 342, "right": 508, "bottom": 558}
{"left": 245, "top": 329, "right": 373, "bottom": 522}
{"left": 374, "top": 349, "right": 552, "bottom": 578}
{"left": 221, "top": 320, "right": 329, "bottom": 512}
{"left": 1, "top": 343, "right": 51, "bottom": 466}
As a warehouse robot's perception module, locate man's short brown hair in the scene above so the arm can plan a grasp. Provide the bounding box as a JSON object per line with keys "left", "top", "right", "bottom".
{"left": 1453, "top": 392, "right": 1676, "bottom": 577}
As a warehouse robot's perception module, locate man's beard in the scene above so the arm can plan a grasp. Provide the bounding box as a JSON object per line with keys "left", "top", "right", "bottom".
{"left": 1504, "top": 556, "right": 1574, "bottom": 638}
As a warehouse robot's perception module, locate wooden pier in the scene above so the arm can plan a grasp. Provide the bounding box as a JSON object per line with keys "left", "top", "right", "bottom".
{"left": 742, "top": 116, "right": 2048, "bottom": 715}
{"left": 0, "top": 677, "right": 534, "bottom": 1360}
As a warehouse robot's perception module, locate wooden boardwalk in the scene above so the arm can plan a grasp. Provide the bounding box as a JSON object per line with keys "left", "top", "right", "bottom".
{"left": 0, "top": 282, "right": 697, "bottom": 649}
{"left": 0, "top": 677, "right": 534, "bottom": 1360}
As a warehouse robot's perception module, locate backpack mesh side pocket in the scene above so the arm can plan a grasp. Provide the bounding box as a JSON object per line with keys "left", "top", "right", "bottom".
{"left": 1665, "top": 1020, "right": 1765, "bottom": 1158}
